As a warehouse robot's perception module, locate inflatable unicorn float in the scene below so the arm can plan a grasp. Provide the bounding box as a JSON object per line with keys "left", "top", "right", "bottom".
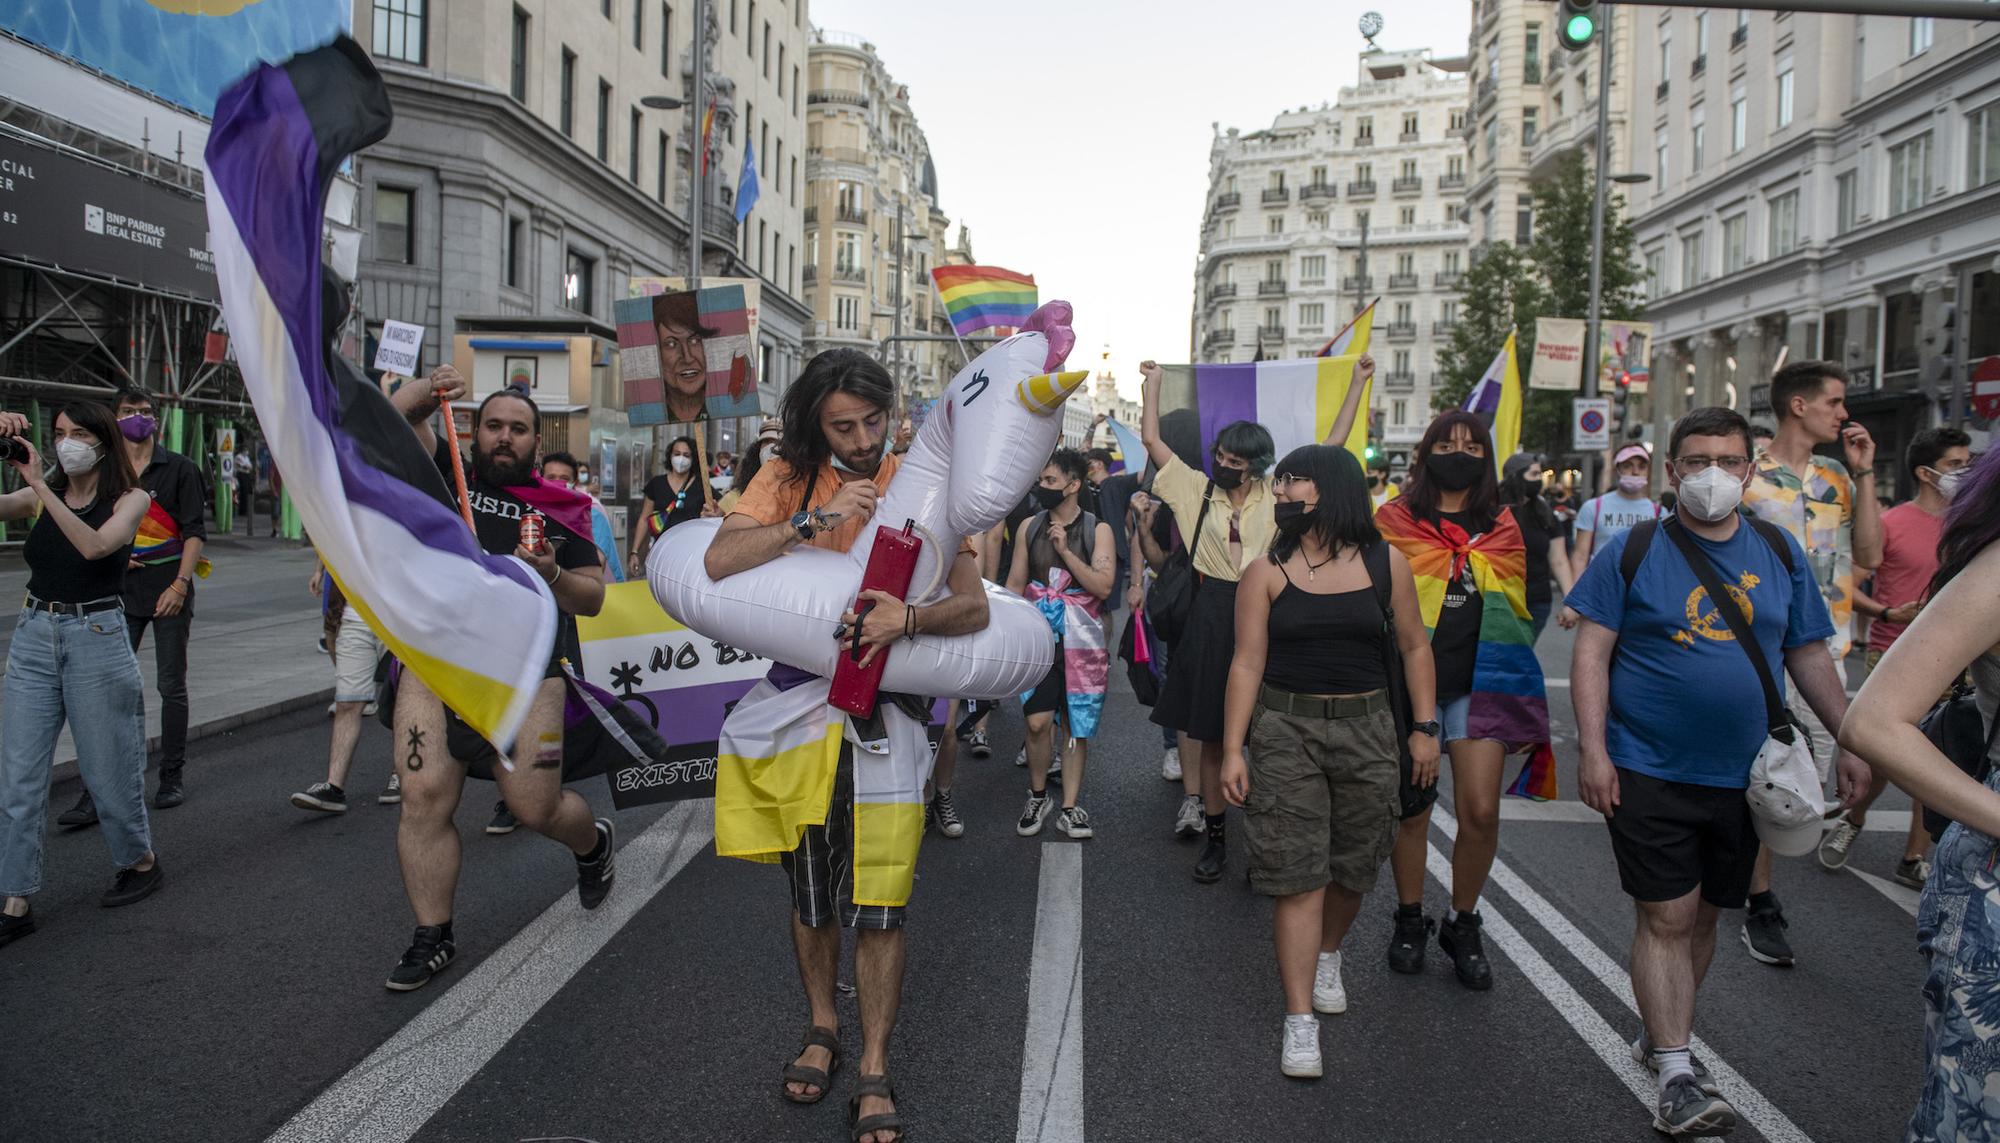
{"left": 648, "top": 301, "right": 1087, "bottom": 700}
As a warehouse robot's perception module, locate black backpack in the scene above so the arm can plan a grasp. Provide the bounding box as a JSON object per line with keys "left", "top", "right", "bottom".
{"left": 1619, "top": 513, "right": 1795, "bottom": 589}
{"left": 1361, "top": 542, "right": 1439, "bottom": 820}
{"left": 1145, "top": 483, "right": 1213, "bottom": 646}
{"left": 1920, "top": 687, "right": 2000, "bottom": 841}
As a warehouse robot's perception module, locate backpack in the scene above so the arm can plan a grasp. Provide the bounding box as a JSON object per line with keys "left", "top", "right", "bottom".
{"left": 1020, "top": 508, "right": 1100, "bottom": 579}
{"left": 1919, "top": 687, "right": 2000, "bottom": 841}
{"left": 1619, "top": 514, "right": 1795, "bottom": 590}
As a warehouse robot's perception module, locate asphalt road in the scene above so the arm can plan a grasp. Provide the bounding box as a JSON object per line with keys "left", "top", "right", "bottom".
{"left": 1, "top": 617, "right": 1928, "bottom": 1142}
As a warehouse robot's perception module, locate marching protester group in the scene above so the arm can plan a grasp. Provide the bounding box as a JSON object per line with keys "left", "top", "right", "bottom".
{"left": 3, "top": 339, "right": 1999, "bottom": 1142}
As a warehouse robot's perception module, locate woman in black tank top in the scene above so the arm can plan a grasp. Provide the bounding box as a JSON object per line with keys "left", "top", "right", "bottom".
{"left": 1216, "top": 444, "right": 1438, "bottom": 1075}
{"left": 0, "top": 402, "right": 161, "bottom": 945}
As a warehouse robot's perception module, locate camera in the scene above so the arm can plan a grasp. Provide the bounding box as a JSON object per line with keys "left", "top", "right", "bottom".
{"left": 0, "top": 437, "right": 28, "bottom": 464}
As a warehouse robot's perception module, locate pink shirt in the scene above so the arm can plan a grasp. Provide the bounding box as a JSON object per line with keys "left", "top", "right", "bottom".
{"left": 1868, "top": 500, "right": 1947, "bottom": 652}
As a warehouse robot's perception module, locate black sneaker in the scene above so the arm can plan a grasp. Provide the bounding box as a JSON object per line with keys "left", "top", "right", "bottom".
{"left": 378, "top": 773, "right": 402, "bottom": 805}
{"left": 1194, "top": 834, "right": 1226, "bottom": 883}
{"left": 485, "top": 801, "right": 518, "bottom": 835}
{"left": 1653, "top": 1074, "right": 1738, "bottom": 1137}
{"left": 56, "top": 791, "right": 98, "bottom": 829}
{"left": 101, "top": 861, "right": 164, "bottom": 908}
{"left": 1438, "top": 910, "right": 1494, "bottom": 990}
{"left": 385, "top": 925, "right": 457, "bottom": 991}
{"left": 153, "top": 768, "right": 185, "bottom": 809}
{"left": 291, "top": 782, "right": 348, "bottom": 813}
{"left": 1742, "top": 896, "right": 1795, "bottom": 967}
{"left": 1388, "top": 904, "right": 1435, "bottom": 975}
{"left": 0, "top": 909, "right": 34, "bottom": 949}
{"left": 576, "top": 818, "right": 615, "bottom": 910}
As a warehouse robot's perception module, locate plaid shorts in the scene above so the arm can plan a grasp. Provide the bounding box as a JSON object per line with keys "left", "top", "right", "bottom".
{"left": 781, "top": 745, "right": 907, "bottom": 931}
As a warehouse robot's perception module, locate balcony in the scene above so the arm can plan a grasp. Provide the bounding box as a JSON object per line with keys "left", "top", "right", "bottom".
{"left": 1384, "top": 371, "right": 1417, "bottom": 391}
{"left": 703, "top": 203, "right": 738, "bottom": 249}
{"left": 1213, "top": 191, "right": 1241, "bottom": 211}
{"left": 1261, "top": 186, "right": 1290, "bottom": 204}
{"left": 1438, "top": 172, "right": 1466, "bottom": 191}
{"left": 809, "top": 145, "right": 871, "bottom": 166}
{"left": 1392, "top": 176, "right": 1423, "bottom": 195}
{"left": 1385, "top": 322, "right": 1418, "bottom": 341}
{"left": 1477, "top": 72, "right": 1498, "bottom": 109}
{"left": 1691, "top": 53, "right": 1707, "bottom": 77}
{"left": 837, "top": 205, "right": 869, "bottom": 225}
{"left": 1435, "top": 270, "right": 1464, "bottom": 289}
{"left": 1400, "top": 130, "right": 1421, "bottom": 143}
{"left": 803, "top": 206, "right": 818, "bottom": 225}
{"left": 1257, "top": 279, "right": 1288, "bottom": 296}
{"left": 807, "top": 88, "right": 871, "bottom": 109}
{"left": 1204, "top": 328, "right": 1237, "bottom": 349}
{"left": 1206, "top": 282, "right": 1238, "bottom": 302}
{"left": 1433, "top": 320, "right": 1459, "bottom": 336}
{"left": 1342, "top": 274, "right": 1373, "bottom": 292}
{"left": 1347, "top": 180, "right": 1377, "bottom": 198}
{"left": 1299, "top": 182, "right": 1337, "bottom": 202}
{"left": 1524, "top": 59, "right": 1543, "bottom": 85}
{"left": 1731, "top": 24, "right": 1748, "bottom": 49}
{"left": 1354, "top": 134, "right": 1375, "bottom": 148}
{"left": 803, "top": 264, "right": 818, "bottom": 284}
{"left": 1387, "top": 273, "right": 1419, "bottom": 292}
{"left": 1656, "top": 79, "right": 1670, "bottom": 101}
{"left": 1548, "top": 50, "right": 1568, "bottom": 78}
{"left": 1257, "top": 325, "right": 1286, "bottom": 342}
{"left": 833, "top": 265, "right": 866, "bottom": 284}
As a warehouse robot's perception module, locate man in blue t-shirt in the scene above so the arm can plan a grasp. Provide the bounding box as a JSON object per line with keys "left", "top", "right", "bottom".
{"left": 1566, "top": 406, "right": 1868, "bottom": 1139}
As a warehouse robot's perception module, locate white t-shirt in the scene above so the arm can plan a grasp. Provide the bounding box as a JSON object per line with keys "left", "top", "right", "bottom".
{"left": 1576, "top": 491, "right": 1661, "bottom": 556}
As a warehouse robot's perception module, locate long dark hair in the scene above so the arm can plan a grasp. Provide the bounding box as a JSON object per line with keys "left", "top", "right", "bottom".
{"left": 1269, "top": 444, "right": 1380, "bottom": 565}
{"left": 731, "top": 440, "right": 767, "bottom": 494}
{"left": 1499, "top": 458, "right": 1554, "bottom": 533}
{"left": 1930, "top": 443, "right": 2000, "bottom": 597}
{"left": 776, "top": 348, "right": 895, "bottom": 483}
{"left": 666, "top": 434, "right": 707, "bottom": 502}
{"left": 47, "top": 400, "right": 137, "bottom": 499}
{"left": 1403, "top": 410, "right": 1500, "bottom": 531}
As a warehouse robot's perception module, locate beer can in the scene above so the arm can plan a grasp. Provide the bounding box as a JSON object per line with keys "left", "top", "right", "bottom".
{"left": 519, "top": 511, "right": 547, "bottom": 555}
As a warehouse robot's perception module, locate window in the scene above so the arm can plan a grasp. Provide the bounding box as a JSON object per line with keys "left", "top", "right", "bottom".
{"left": 1265, "top": 258, "right": 1284, "bottom": 282}
{"left": 510, "top": 7, "right": 529, "bottom": 102}
{"left": 836, "top": 296, "right": 860, "bottom": 331}
{"left": 1443, "top": 252, "right": 1462, "bottom": 273}
{"left": 1524, "top": 24, "right": 1541, "bottom": 75}
{"left": 1659, "top": 33, "right": 1672, "bottom": 85}
{"left": 1889, "top": 132, "right": 1933, "bottom": 216}
{"left": 1268, "top": 170, "right": 1286, "bottom": 191}
{"left": 1836, "top": 170, "right": 1858, "bottom": 234}
{"left": 1357, "top": 116, "right": 1373, "bottom": 142}
{"left": 633, "top": 0, "right": 643, "bottom": 50}
{"left": 661, "top": 4, "right": 672, "bottom": 76}
{"left": 1482, "top": 118, "right": 1498, "bottom": 165}
{"left": 1399, "top": 206, "right": 1416, "bottom": 225}
{"left": 657, "top": 129, "right": 669, "bottom": 203}
{"left": 1449, "top": 109, "right": 1466, "bottom": 133}
{"left": 1442, "top": 299, "right": 1460, "bottom": 323}
{"left": 596, "top": 80, "right": 612, "bottom": 162}
{"left": 1645, "top": 248, "right": 1666, "bottom": 299}
{"left": 835, "top": 233, "right": 859, "bottom": 273}
{"left": 1693, "top": 11, "right": 1708, "bottom": 63}
{"left": 778, "top": 44, "right": 786, "bottom": 93}
{"left": 757, "top": 219, "right": 766, "bottom": 272}
{"left": 1301, "top": 255, "right": 1326, "bottom": 281}
{"left": 1910, "top": 17, "right": 1934, "bottom": 56}
{"left": 1402, "top": 112, "right": 1420, "bottom": 137}
{"left": 1680, "top": 230, "right": 1704, "bottom": 289}
{"left": 504, "top": 216, "right": 522, "bottom": 288}
{"left": 1522, "top": 107, "right": 1539, "bottom": 147}
{"left": 559, "top": 49, "right": 576, "bottom": 136}
{"left": 1355, "top": 209, "right": 1371, "bottom": 230}
{"left": 601, "top": 0, "right": 611, "bottom": 16}
{"left": 1392, "top": 398, "right": 1408, "bottom": 427}
{"left": 1768, "top": 191, "right": 1799, "bottom": 257}
{"left": 1721, "top": 213, "right": 1747, "bottom": 274}
{"left": 1393, "top": 349, "right": 1412, "bottom": 374}
{"left": 1447, "top": 155, "right": 1465, "bottom": 178}
{"left": 1356, "top": 162, "right": 1373, "bottom": 184}
{"left": 763, "top": 22, "right": 772, "bottom": 75}
{"left": 564, "top": 248, "right": 596, "bottom": 314}
{"left": 1515, "top": 207, "right": 1533, "bottom": 245}
{"left": 1263, "top": 306, "right": 1282, "bottom": 330}
{"left": 792, "top": 66, "right": 800, "bottom": 115}
{"left": 1309, "top": 164, "right": 1327, "bottom": 186}
{"left": 1691, "top": 109, "right": 1706, "bottom": 173}
{"left": 746, "top": 2, "right": 756, "bottom": 56}
{"left": 1656, "top": 129, "right": 1670, "bottom": 183}
{"left": 1730, "top": 85, "right": 1747, "bottom": 153}
{"left": 1300, "top": 303, "right": 1325, "bottom": 327}
{"left": 1307, "top": 210, "right": 1328, "bottom": 229}
{"left": 628, "top": 108, "right": 641, "bottom": 182}
{"left": 372, "top": 0, "right": 427, "bottom": 65}
{"left": 760, "top": 121, "right": 769, "bottom": 176}
{"left": 375, "top": 186, "right": 412, "bottom": 264}
{"left": 1776, "top": 66, "right": 1794, "bottom": 129}
{"left": 1396, "top": 254, "right": 1415, "bottom": 276}
{"left": 789, "top": 156, "right": 797, "bottom": 205}
{"left": 729, "top": 0, "right": 738, "bottom": 35}
{"left": 1970, "top": 105, "right": 2000, "bottom": 189}
{"left": 1266, "top": 215, "right": 1285, "bottom": 235}
{"left": 1394, "top": 300, "right": 1413, "bottom": 323}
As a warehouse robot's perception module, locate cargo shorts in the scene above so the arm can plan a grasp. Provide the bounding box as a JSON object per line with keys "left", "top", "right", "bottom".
{"left": 1243, "top": 691, "right": 1402, "bottom": 898}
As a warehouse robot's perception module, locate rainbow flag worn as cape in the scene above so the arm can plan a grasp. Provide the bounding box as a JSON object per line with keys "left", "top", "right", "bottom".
{"left": 133, "top": 499, "right": 213, "bottom": 578}
{"left": 931, "top": 265, "right": 1038, "bottom": 336}
{"left": 1374, "top": 498, "right": 1556, "bottom": 800}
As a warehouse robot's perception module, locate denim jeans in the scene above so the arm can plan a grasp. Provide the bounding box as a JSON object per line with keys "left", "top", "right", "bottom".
{"left": 126, "top": 609, "right": 191, "bottom": 770}
{"left": 0, "top": 607, "right": 153, "bottom": 896}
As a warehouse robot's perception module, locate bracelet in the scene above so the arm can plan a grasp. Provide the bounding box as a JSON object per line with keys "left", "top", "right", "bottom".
{"left": 904, "top": 605, "right": 918, "bottom": 641}
{"left": 543, "top": 564, "right": 561, "bottom": 586}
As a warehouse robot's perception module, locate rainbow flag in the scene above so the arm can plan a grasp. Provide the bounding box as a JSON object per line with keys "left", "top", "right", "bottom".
{"left": 132, "top": 499, "right": 213, "bottom": 578}
{"left": 1158, "top": 351, "right": 1375, "bottom": 469}
{"left": 932, "top": 265, "right": 1038, "bottom": 336}
{"left": 1316, "top": 298, "right": 1379, "bottom": 358}
{"left": 1463, "top": 330, "right": 1523, "bottom": 472}
{"left": 1373, "top": 498, "right": 1555, "bottom": 800}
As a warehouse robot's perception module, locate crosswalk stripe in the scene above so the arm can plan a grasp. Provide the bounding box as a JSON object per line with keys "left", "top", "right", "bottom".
{"left": 1017, "top": 843, "right": 1085, "bottom": 1143}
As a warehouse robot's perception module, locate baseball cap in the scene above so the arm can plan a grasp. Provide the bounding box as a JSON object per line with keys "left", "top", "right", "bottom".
{"left": 1614, "top": 443, "right": 1652, "bottom": 467}
{"left": 1745, "top": 728, "right": 1829, "bottom": 858}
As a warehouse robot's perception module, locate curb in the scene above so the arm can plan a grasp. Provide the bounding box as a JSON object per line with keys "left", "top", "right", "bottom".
{"left": 51, "top": 685, "right": 336, "bottom": 784}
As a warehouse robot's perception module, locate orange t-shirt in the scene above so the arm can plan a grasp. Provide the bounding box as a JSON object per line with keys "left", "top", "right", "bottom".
{"left": 730, "top": 453, "right": 973, "bottom": 559}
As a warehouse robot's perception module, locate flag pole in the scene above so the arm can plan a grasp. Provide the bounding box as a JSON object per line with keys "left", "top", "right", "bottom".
{"left": 438, "top": 393, "right": 475, "bottom": 530}
{"left": 930, "top": 275, "right": 972, "bottom": 368}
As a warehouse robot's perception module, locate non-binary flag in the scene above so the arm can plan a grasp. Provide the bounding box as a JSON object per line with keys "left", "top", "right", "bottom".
{"left": 1159, "top": 355, "right": 1374, "bottom": 468}
{"left": 931, "top": 264, "right": 1039, "bottom": 337}
{"left": 204, "top": 38, "right": 557, "bottom": 752}
{"left": 1464, "top": 329, "right": 1524, "bottom": 469}
{"left": 1105, "top": 417, "right": 1145, "bottom": 475}
{"left": 1316, "top": 298, "right": 1379, "bottom": 358}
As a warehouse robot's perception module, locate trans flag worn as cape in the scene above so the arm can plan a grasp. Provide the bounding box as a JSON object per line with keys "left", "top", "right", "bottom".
{"left": 1021, "top": 567, "right": 1108, "bottom": 739}
{"left": 1373, "top": 498, "right": 1556, "bottom": 800}
{"left": 204, "top": 38, "right": 557, "bottom": 752}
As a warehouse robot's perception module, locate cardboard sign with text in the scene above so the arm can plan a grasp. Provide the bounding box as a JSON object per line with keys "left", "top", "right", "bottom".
{"left": 372, "top": 320, "right": 425, "bottom": 376}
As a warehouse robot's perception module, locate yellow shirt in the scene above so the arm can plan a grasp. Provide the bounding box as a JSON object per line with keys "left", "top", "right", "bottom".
{"left": 1150, "top": 454, "right": 1275, "bottom": 582}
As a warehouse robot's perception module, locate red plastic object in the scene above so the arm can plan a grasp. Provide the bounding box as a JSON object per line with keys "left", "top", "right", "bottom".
{"left": 828, "top": 520, "right": 923, "bottom": 716}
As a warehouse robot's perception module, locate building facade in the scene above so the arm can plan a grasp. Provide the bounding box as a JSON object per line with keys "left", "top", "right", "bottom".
{"left": 1627, "top": 11, "right": 2000, "bottom": 495}
{"left": 800, "top": 29, "right": 956, "bottom": 404}
{"left": 1191, "top": 48, "right": 1470, "bottom": 456}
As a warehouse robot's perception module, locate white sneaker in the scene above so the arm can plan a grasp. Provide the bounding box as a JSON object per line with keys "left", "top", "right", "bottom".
{"left": 1280, "top": 1016, "right": 1322, "bottom": 1079}
{"left": 1313, "top": 951, "right": 1348, "bottom": 1014}
{"left": 1173, "top": 794, "right": 1204, "bottom": 838}
{"left": 1162, "top": 745, "right": 1182, "bottom": 782}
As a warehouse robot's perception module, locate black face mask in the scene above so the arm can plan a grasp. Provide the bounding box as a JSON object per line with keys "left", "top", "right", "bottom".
{"left": 1211, "top": 464, "right": 1247, "bottom": 491}
{"left": 1273, "top": 499, "right": 1316, "bottom": 535}
{"left": 1031, "top": 485, "right": 1067, "bottom": 512}
{"left": 1424, "top": 450, "right": 1486, "bottom": 492}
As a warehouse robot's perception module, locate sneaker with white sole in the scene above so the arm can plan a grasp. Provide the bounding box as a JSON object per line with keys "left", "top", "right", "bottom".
{"left": 1017, "top": 794, "right": 1052, "bottom": 837}
{"left": 966, "top": 730, "right": 991, "bottom": 759}
{"left": 1313, "top": 951, "right": 1348, "bottom": 1014}
{"left": 1653, "top": 1075, "right": 1737, "bottom": 1137}
{"left": 1817, "top": 819, "right": 1859, "bottom": 871}
{"left": 1896, "top": 857, "right": 1932, "bottom": 889}
{"left": 1162, "top": 745, "right": 1182, "bottom": 782}
{"left": 290, "top": 782, "right": 347, "bottom": 813}
{"left": 1056, "top": 805, "right": 1093, "bottom": 839}
{"left": 1280, "top": 1016, "right": 1322, "bottom": 1079}
{"left": 1173, "top": 793, "right": 1204, "bottom": 838}
{"left": 1631, "top": 1033, "right": 1720, "bottom": 1096}
{"left": 929, "top": 789, "right": 965, "bottom": 839}
{"left": 378, "top": 773, "right": 402, "bottom": 805}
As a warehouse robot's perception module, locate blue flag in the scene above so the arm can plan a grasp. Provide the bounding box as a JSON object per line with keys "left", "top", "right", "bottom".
{"left": 734, "top": 140, "right": 759, "bottom": 223}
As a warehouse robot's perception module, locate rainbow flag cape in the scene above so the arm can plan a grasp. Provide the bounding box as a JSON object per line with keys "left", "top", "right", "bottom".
{"left": 1158, "top": 348, "right": 1375, "bottom": 469}
{"left": 1316, "top": 298, "right": 1379, "bottom": 358}
{"left": 1463, "top": 330, "right": 1523, "bottom": 473}
{"left": 932, "top": 265, "right": 1038, "bottom": 336}
{"left": 1373, "top": 498, "right": 1555, "bottom": 800}
{"left": 132, "top": 499, "right": 213, "bottom": 578}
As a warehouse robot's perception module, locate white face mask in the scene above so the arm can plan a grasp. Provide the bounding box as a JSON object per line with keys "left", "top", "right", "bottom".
{"left": 577, "top": 468, "right": 590, "bottom": 484}
{"left": 55, "top": 439, "right": 99, "bottom": 476}
{"left": 1677, "top": 465, "right": 1745, "bottom": 522}
{"left": 1928, "top": 467, "right": 1964, "bottom": 502}
{"left": 670, "top": 455, "right": 692, "bottom": 474}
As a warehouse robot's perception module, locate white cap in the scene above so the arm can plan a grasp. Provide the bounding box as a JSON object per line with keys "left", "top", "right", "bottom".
{"left": 1614, "top": 443, "right": 1652, "bottom": 467}
{"left": 1745, "top": 729, "right": 1829, "bottom": 858}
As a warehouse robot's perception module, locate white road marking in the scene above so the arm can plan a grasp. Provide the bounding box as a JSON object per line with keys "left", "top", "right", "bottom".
{"left": 265, "top": 801, "right": 714, "bottom": 1143}
{"left": 1017, "top": 843, "right": 1084, "bottom": 1143}
{"left": 1431, "top": 807, "right": 1816, "bottom": 1143}
{"left": 1849, "top": 867, "right": 1922, "bottom": 918}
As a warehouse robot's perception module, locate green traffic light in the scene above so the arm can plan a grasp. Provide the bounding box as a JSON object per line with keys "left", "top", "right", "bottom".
{"left": 1564, "top": 13, "right": 1595, "bottom": 42}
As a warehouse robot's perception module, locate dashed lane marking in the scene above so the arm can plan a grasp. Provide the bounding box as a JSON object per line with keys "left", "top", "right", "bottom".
{"left": 1018, "top": 843, "right": 1085, "bottom": 1143}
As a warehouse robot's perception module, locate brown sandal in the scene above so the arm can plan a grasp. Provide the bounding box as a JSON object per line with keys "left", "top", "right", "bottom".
{"left": 849, "top": 1074, "right": 904, "bottom": 1142}
{"left": 781, "top": 1024, "right": 841, "bottom": 1104}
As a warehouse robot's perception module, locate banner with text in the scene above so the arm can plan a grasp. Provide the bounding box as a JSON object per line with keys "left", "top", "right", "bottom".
{"left": 1531, "top": 317, "right": 1585, "bottom": 391}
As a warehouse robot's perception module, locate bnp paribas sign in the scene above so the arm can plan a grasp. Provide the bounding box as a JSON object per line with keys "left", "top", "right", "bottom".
{"left": 0, "top": 140, "right": 216, "bottom": 300}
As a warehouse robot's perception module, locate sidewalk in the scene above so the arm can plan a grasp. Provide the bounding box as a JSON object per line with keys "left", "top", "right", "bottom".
{"left": 0, "top": 536, "right": 331, "bottom": 777}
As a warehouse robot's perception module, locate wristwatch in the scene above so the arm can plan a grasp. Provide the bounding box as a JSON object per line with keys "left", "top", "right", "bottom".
{"left": 791, "top": 510, "right": 817, "bottom": 542}
{"left": 1412, "top": 720, "right": 1442, "bottom": 738}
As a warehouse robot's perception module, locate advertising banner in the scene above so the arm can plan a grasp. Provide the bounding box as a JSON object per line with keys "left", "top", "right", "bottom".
{"left": 0, "top": 141, "right": 216, "bottom": 299}
{"left": 1531, "top": 317, "right": 1586, "bottom": 391}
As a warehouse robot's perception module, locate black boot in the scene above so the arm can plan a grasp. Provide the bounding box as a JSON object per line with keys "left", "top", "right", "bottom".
{"left": 1438, "top": 910, "right": 1494, "bottom": 991}
{"left": 56, "top": 791, "right": 98, "bottom": 828}
{"left": 153, "top": 767, "right": 185, "bottom": 810}
{"left": 1387, "top": 903, "right": 1434, "bottom": 975}
{"left": 1194, "top": 814, "right": 1226, "bottom": 883}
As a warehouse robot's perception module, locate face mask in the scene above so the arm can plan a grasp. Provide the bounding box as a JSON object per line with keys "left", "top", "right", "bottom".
{"left": 1031, "top": 485, "right": 1067, "bottom": 512}
{"left": 760, "top": 444, "right": 779, "bottom": 463}
{"left": 577, "top": 469, "right": 590, "bottom": 484}
{"left": 56, "top": 439, "right": 98, "bottom": 476}
{"left": 1273, "top": 499, "right": 1317, "bottom": 534}
{"left": 1676, "top": 465, "right": 1745, "bottom": 522}
{"left": 1928, "top": 467, "right": 1964, "bottom": 502}
{"left": 670, "top": 455, "right": 692, "bottom": 474}
{"left": 1618, "top": 474, "right": 1648, "bottom": 496}
{"left": 1424, "top": 450, "right": 1485, "bottom": 492}
{"left": 1211, "top": 464, "right": 1246, "bottom": 491}
{"left": 118, "top": 413, "right": 157, "bottom": 442}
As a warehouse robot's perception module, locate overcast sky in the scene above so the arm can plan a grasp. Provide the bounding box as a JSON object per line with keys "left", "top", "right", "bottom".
{"left": 810, "top": 0, "right": 1475, "bottom": 396}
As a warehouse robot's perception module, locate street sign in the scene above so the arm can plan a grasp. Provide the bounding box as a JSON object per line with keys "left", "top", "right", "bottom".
{"left": 1574, "top": 397, "right": 1612, "bottom": 450}
{"left": 1973, "top": 356, "right": 2000, "bottom": 421}
{"left": 372, "top": 320, "right": 425, "bottom": 376}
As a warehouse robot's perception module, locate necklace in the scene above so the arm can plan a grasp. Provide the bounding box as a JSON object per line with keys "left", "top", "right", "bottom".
{"left": 1303, "top": 550, "right": 1335, "bottom": 580}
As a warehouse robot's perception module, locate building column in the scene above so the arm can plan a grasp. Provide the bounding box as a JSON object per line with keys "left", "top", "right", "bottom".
{"left": 437, "top": 173, "right": 505, "bottom": 346}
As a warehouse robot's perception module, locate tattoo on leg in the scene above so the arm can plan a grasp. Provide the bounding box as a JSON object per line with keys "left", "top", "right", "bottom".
{"left": 531, "top": 731, "right": 562, "bottom": 771}
{"left": 405, "top": 727, "right": 426, "bottom": 771}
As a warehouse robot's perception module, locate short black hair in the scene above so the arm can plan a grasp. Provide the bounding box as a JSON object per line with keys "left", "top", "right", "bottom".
{"left": 1750, "top": 422, "right": 1776, "bottom": 441}
{"left": 1047, "top": 447, "right": 1088, "bottom": 486}
{"left": 477, "top": 388, "right": 540, "bottom": 433}
{"left": 1908, "top": 426, "right": 1972, "bottom": 487}
{"left": 1770, "top": 360, "right": 1845, "bottom": 422}
{"left": 1669, "top": 406, "right": 1753, "bottom": 461}
{"left": 113, "top": 386, "right": 153, "bottom": 411}
{"left": 1086, "top": 448, "right": 1113, "bottom": 471}
{"left": 1269, "top": 444, "right": 1380, "bottom": 564}
{"left": 776, "top": 348, "right": 895, "bottom": 482}
{"left": 541, "top": 450, "right": 580, "bottom": 474}
{"left": 1213, "top": 420, "right": 1276, "bottom": 476}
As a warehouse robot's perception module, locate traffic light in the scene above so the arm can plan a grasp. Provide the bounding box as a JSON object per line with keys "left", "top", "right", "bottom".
{"left": 1557, "top": 0, "right": 1599, "bottom": 51}
{"left": 1921, "top": 299, "right": 1958, "bottom": 397}
{"left": 1612, "top": 370, "right": 1631, "bottom": 431}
